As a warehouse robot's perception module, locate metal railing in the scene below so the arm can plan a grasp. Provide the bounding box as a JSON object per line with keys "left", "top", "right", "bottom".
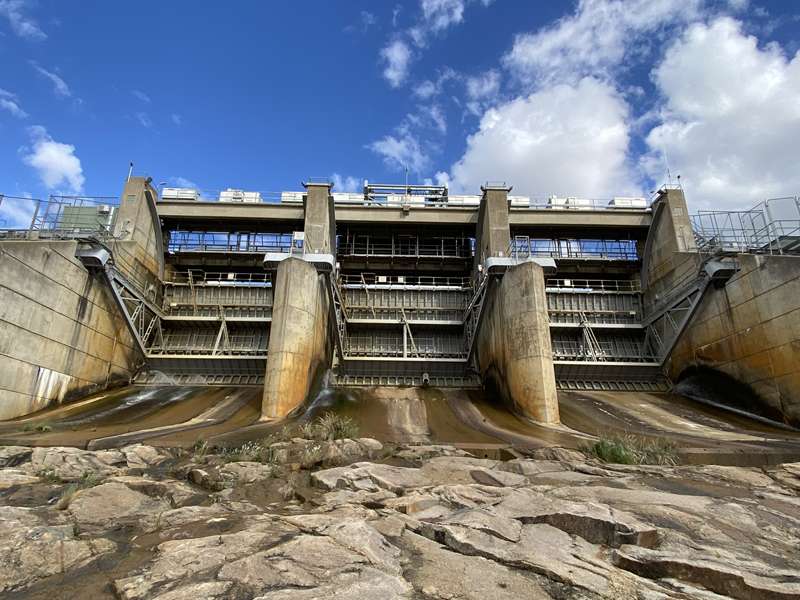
{"left": 692, "top": 197, "right": 800, "bottom": 255}
{"left": 338, "top": 236, "right": 473, "bottom": 259}
{"left": 545, "top": 278, "right": 641, "bottom": 292}
{"left": 509, "top": 236, "right": 639, "bottom": 261}
{"left": 165, "top": 270, "right": 272, "bottom": 287}
{"left": 0, "top": 194, "right": 119, "bottom": 240}
{"left": 167, "top": 231, "right": 300, "bottom": 254}
{"left": 339, "top": 273, "right": 471, "bottom": 288}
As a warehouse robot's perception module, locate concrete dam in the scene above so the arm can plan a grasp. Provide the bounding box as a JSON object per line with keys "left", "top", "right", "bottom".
{"left": 2, "top": 177, "right": 800, "bottom": 455}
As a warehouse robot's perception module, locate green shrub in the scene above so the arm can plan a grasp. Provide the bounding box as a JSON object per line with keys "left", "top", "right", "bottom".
{"left": 302, "top": 414, "right": 359, "bottom": 441}
{"left": 583, "top": 434, "right": 678, "bottom": 466}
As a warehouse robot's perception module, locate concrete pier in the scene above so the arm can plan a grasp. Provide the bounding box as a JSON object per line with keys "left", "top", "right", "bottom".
{"left": 261, "top": 257, "right": 331, "bottom": 419}
{"left": 476, "top": 261, "right": 560, "bottom": 423}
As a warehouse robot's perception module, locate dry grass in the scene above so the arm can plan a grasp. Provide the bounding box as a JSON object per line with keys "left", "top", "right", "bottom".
{"left": 583, "top": 433, "right": 678, "bottom": 466}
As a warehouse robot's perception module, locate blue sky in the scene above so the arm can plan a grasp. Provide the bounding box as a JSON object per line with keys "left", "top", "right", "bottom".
{"left": 2, "top": 0, "right": 800, "bottom": 222}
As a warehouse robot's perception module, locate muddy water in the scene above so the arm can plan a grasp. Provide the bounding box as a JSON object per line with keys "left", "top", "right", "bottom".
{"left": 2, "top": 382, "right": 800, "bottom": 465}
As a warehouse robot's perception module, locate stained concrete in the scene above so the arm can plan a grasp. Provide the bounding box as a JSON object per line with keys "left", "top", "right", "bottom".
{"left": 475, "top": 262, "right": 560, "bottom": 424}
{"left": 475, "top": 185, "right": 511, "bottom": 270}
{"left": 670, "top": 253, "right": 800, "bottom": 426}
{"left": 261, "top": 258, "right": 331, "bottom": 419}
{"left": 0, "top": 240, "right": 140, "bottom": 420}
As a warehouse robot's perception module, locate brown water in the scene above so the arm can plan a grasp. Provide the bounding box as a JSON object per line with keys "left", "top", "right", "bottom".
{"left": 2, "top": 383, "right": 800, "bottom": 465}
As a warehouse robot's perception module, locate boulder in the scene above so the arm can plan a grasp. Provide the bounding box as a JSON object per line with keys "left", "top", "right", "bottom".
{"left": 29, "top": 446, "right": 125, "bottom": 481}
{"left": 114, "top": 517, "right": 299, "bottom": 600}
{"left": 68, "top": 482, "right": 170, "bottom": 530}
{"left": 220, "top": 461, "right": 274, "bottom": 484}
{"left": 312, "top": 462, "right": 429, "bottom": 494}
{"left": 0, "top": 446, "right": 33, "bottom": 467}
{"left": 0, "top": 468, "right": 40, "bottom": 489}
{"left": 0, "top": 506, "right": 115, "bottom": 593}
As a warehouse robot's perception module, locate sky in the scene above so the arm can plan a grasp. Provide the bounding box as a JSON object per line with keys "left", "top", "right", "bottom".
{"left": 2, "top": 0, "right": 800, "bottom": 226}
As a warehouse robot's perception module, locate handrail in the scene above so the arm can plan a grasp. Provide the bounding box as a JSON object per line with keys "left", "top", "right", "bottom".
{"left": 545, "top": 278, "right": 641, "bottom": 292}
{"left": 339, "top": 273, "right": 472, "bottom": 288}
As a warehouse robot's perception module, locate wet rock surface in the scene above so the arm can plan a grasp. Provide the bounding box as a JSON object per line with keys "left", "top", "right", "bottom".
{"left": 0, "top": 441, "right": 799, "bottom": 599}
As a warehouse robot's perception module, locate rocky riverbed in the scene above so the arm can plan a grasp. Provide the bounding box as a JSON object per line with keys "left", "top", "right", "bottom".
{"left": 1, "top": 438, "right": 799, "bottom": 599}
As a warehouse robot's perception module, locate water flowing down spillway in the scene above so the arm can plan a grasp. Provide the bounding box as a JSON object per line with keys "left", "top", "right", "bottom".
{"left": 2, "top": 383, "right": 800, "bottom": 465}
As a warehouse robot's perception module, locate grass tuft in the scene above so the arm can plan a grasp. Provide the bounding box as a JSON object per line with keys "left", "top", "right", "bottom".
{"left": 302, "top": 414, "right": 359, "bottom": 442}
{"left": 583, "top": 433, "right": 678, "bottom": 466}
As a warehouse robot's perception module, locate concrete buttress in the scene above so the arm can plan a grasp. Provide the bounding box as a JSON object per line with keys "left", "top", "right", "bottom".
{"left": 261, "top": 258, "right": 331, "bottom": 420}
{"left": 476, "top": 261, "right": 560, "bottom": 424}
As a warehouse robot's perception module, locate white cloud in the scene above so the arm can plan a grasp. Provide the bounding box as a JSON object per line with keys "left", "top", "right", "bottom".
{"left": 368, "top": 131, "right": 430, "bottom": 173}
{"left": 448, "top": 77, "right": 639, "bottom": 197}
{"left": 381, "top": 39, "right": 412, "bottom": 88}
{"left": 413, "top": 80, "right": 437, "bottom": 99}
{"left": 132, "top": 89, "right": 151, "bottom": 103}
{"left": 171, "top": 113, "right": 182, "bottom": 125}
{"left": 22, "top": 125, "right": 85, "bottom": 193}
{"left": 0, "top": 0, "right": 45, "bottom": 40}
{"left": 420, "top": 0, "right": 464, "bottom": 34}
{"left": 502, "top": 0, "right": 700, "bottom": 86}
{"left": 30, "top": 62, "right": 71, "bottom": 97}
{"left": 421, "top": 103, "right": 446, "bottom": 134}
{"left": 412, "top": 67, "right": 458, "bottom": 99}
{"left": 135, "top": 112, "right": 152, "bottom": 128}
{"left": 465, "top": 69, "right": 501, "bottom": 115}
{"left": 0, "top": 195, "right": 38, "bottom": 229}
{"left": 332, "top": 173, "right": 362, "bottom": 193}
{"left": 642, "top": 17, "right": 800, "bottom": 210}
{"left": 0, "top": 88, "right": 27, "bottom": 118}
{"left": 170, "top": 176, "right": 198, "bottom": 189}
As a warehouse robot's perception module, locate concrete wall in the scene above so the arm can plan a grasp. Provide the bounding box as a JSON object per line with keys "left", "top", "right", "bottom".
{"left": 475, "top": 261, "right": 560, "bottom": 423}
{"left": 475, "top": 186, "right": 511, "bottom": 270}
{"left": 669, "top": 253, "right": 800, "bottom": 426}
{"left": 111, "top": 177, "right": 165, "bottom": 288}
{"left": 261, "top": 258, "right": 332, "bottom": 419}
{"left": 642, "top": 187, "right": 698, "bottom": 312}
{"left": 303, "top": 183, "right": 335, "bottom": 254}
{"left": 0, "top": 241, "right": 140, "bottom": 420}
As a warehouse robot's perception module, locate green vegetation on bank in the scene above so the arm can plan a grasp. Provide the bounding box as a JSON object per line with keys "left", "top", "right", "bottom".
{"left": 583, "top": 433, "right": 678, "bottom": 466}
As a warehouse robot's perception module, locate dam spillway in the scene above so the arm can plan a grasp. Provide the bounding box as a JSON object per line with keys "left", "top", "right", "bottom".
{"left": 1, "top": 178, "right": 800, "bottom": 443}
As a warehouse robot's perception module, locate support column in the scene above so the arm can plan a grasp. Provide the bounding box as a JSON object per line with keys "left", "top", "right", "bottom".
{"left": 261, "top": 257, "right": 331, "bottom": 419}
{"left": 303, "top": 182, "right": 335, "bottom": 254}
{"left": 474, "top": 184, "right": 511, "bottom": 271}
{"left": 476, "top": 261, "right": 560, "bottom": 423}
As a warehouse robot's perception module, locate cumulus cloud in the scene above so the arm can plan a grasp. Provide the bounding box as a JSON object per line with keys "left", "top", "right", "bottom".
{"left": 503, "top": 0, "right": 700, "bottom": 85}
{"left": 0, "top": 0, "right": 46, "bottom": 40}
{"left": 368, "top": 130, "right": 430, "bottom": 173}
{"left": 449, "top": 78, "right": 638, "bottom": 197}
{"left": 381, "top": 39, "right": 412, "bottom": 88}
{"left": 22, "top": 126, "right": 85, "bottom": 193}
{"left": 30, "top": 62, "right": 71, "bottom": 97}
{"left": 171, "top": 113, "right": 182, "bottom": 125}
{"left": 0, "top": 88, "right": 28, "bottom": 118}
{"left": 642, "top": 17, "right": 800, "bottom": 210}
{"left": 332, "top": 173, "right": 362, "bottom": 193}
